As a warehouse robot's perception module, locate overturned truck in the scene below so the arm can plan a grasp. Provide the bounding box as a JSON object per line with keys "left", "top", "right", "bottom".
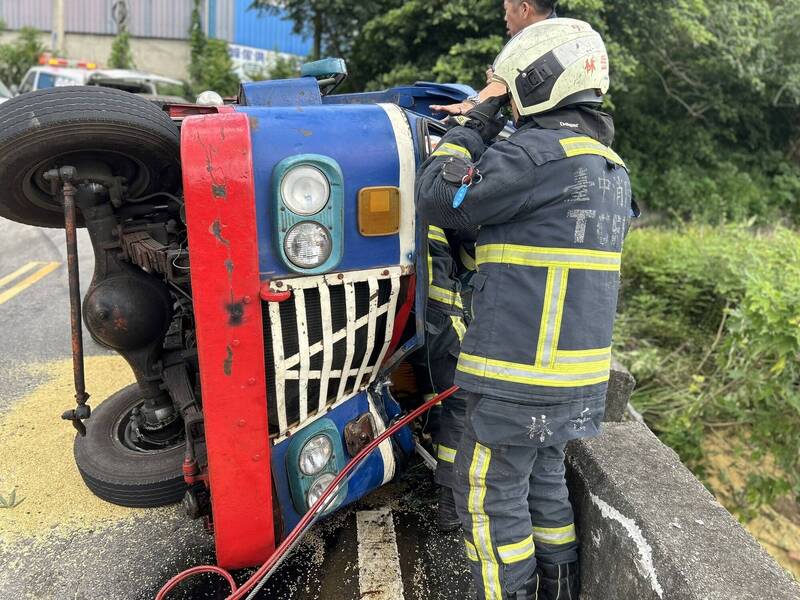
{"left": 0, "top": 59, "right": 467, "bottom": 568}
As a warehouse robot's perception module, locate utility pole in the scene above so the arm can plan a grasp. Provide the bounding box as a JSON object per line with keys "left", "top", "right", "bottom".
{"left": 52, "top": 0, "right": 65, "bottom": 56}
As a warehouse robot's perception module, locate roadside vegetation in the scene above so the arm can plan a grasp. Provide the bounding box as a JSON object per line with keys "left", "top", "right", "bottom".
{"left": 615, "top": 228, "right": 799, "bottom": 510}
{"left": 0, "top": 22, "right": 44, "bottom": 87}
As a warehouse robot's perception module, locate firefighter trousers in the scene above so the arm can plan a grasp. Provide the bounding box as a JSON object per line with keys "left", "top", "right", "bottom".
{"left": 452, "top": 395, "right": 579, "bottom": 599}
{"left": 427, "top": 352, "right": 468, "bottom": 489}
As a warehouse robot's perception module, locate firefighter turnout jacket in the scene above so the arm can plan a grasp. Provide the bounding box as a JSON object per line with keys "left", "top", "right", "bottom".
{"left": 416, "top": 108, "right": 633, "bottom": 446}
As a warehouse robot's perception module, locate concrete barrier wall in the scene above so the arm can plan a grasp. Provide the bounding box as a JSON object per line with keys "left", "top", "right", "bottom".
{"left": 566, "top": 423, "right": 800, "bottom": 600}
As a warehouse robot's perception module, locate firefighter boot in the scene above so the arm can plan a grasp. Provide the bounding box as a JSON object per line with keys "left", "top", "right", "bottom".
{"left": 506, "top": 572, "right": 540, "bottom": 600}
{"left": 437, "top": 486, "right": 461, "bottom": 532}
{"left": 537, "top": 561, "right": 579, "bottom": 600}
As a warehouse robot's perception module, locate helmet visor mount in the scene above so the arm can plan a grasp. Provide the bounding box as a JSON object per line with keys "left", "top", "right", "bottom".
{"left": 513, "top": 52, "right": 563, "bottom": 112}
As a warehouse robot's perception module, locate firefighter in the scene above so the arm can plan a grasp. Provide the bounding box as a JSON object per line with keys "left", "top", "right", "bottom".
{"left": 430, "top": 0, "right": 558, "bottom": 117}
{"left": 416, "top": 19, "right": 635, "bottom": 600}
{"left": 414, "top": 223, "right": 474, "bottom": 532}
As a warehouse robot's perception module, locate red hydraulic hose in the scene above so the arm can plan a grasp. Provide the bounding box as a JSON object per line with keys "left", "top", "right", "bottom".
{"left": 156, "top": 386, "right": 459, "bottom": 600}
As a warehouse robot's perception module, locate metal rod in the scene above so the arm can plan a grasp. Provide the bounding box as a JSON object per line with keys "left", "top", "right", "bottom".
{"left": 62, "top": 172, "right": 89, "bottom": 409}
{"left": 45, "top": 166, "right": 91, "bottom": 435}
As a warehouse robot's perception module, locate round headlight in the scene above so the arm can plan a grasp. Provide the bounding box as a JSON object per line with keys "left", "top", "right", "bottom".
{"left": 281, "top": 165, "right": 330, "bottom": 216}
{"left": 299, "top": 434, "right": 333, "bottom": 476}
{"left": 307, "top": 472, "right": 338, "bottom": 510}
{"left": 284, "top": 222, "right": 332, "bottom": 269}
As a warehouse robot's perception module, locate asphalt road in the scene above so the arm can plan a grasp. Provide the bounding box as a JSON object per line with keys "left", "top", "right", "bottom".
{"left": 0, "top": 217, "right": 474, "bottom": 599}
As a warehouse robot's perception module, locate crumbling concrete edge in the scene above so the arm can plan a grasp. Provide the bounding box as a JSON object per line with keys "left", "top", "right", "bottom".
{"left": 566, "top": 423, "right": 800, "bottom": 600}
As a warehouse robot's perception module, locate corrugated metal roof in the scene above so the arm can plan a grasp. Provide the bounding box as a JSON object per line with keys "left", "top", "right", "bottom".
{"left": 0, "top": 0, "right": 52, "bottom": 31}
{"left": 0, "top": 0, "right": 309, "bottom": 53}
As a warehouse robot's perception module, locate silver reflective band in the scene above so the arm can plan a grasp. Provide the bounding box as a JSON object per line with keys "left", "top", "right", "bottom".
{"left": 460, "top": 353, "right": 610, "bottom": 384}
{"left": 497, "top": 534, "right": 535, "bottom": 564}
{"left": 476, "top": 245, "right": 621, "bottom": 271}
{"left": 532, "top": 524, "right": 577, "bottom": 545}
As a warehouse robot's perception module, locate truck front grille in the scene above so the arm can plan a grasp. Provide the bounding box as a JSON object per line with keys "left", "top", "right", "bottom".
{"left": 262, "top": 267, "right": 403, "bottom": 438}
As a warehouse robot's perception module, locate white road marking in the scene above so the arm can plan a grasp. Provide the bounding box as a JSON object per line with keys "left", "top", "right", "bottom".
{"left": 357, "top": 508, "right": 405, "bottom": 600}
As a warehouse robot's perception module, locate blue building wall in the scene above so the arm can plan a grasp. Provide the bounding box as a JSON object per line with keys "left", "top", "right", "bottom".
{"left": 232, "top": 0, "right": 312, "bottom": 56}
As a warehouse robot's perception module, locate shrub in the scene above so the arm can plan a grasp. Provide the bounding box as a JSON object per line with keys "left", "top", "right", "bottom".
{"left": 0, "top": 27, "right": 45, "bottom": 86}
{"left": 616, "top": 226, "right": 800, "bottom": 511}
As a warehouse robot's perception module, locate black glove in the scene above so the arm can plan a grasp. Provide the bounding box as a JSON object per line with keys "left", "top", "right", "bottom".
{"left": 463, "top": 94, "right": 510, "bottom": 142}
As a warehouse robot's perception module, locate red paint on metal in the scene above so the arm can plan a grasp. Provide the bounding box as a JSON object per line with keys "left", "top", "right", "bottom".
{"left": 182, "top": 111, "right": 275, "bottom": 569}
{"left": 386, "top": 275, "right": 416, "bottom": 360}
{"left": 259, "top": 282, "right": 292, "bottom": 303}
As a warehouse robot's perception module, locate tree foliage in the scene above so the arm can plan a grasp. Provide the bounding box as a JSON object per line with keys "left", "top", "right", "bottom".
{"left": 0, "top": 27, "right": 45, "bottom": 87}
{"left": 187, "top": 0, "right": 239, "bottom": 97}
{"left": 616, "top": 226, "right": 800, "bottom": 512}
{"left": 108, "top": 30, "right": 135, "bottom": 70}
{"left": 188, "top": 0, "right": 206, "bottom": 88}
{"left": 196, "top": 39, "right": 240, "bottom": 97}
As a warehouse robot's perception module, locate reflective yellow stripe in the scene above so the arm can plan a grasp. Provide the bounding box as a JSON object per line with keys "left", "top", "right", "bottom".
{"left": 549, "top": 269, "right": 569, "bottom": 367}
{"left": 497, "top": 534, "right": 535, "bottom": 564}
{"left": 429, "top": 285, "right": 464, "bottom": 308}
{"left": 428, "top": 227, "right": 462, "bottom": 309}
{"left": 535, "top": 267, "right": 568, "bottom": 368}
{"left": 469, "top": 444, "right": 502, "bottom": 599}
{"left": 428, "top": 225, "right": 449, "bottom": 244}
{"left": 535, "top": 268, "right": 553, "bottom": 366}
{"left": 432, "top": 142, "right": 472, "bottom": 160}
{"left": 556, "top": 347, "right": 612, "bottom": 365}
{"left": 532, "top": 524, "right": 577, "bottom": 545}
{"left": 437, "top": 445, "right": 457, "bottom": 464}
{"left": 458, "top": 352, "right": 611, "bottom": 388}
{"left": 451, "top": 315, "right": 466, "bottom": 341}
{"left": 559, "top": 136, "right": 625, "bottom": 167}
{"left": 459, "top": 244, "right": 477, "bottom": 271}
{"left": 476, "top": 244, "right": 621, "bottom": 271}
{"left": 465, "top": 539, "right": 479, "bottom": 562}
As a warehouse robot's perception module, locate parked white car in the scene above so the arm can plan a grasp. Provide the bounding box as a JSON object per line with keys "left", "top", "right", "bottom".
{"left": 17, "top": 66, "right": 187, "bottom": 102}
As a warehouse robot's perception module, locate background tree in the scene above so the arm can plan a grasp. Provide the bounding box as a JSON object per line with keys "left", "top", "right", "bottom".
{"left": 0, "top": 25, "right": 45, "bottom": 86}
{"left": 188, "top": 0, "right": 206, "bottom": 88}
{"left": 108, "top": 30, "right": 134, "bottom": 69}
{"left": 187, "top": 0, "right": 239, "bottom": 97}
{"left": 108, "top": 0, "right": 135, "bottom": 69}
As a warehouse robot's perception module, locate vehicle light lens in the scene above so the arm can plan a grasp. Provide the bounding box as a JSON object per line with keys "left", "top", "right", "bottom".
{"left": 299, "top": 435, "right": 333, "bottom": 476}
{"left": 284, "top": 222, "right": 332, "bottom": 269}
{"left": 281, "top": 165, "right": 330, "bottom": 215}
{"left": 307, "top": 472, "right": 338, "bottom": 509}
{"left": 358, "top": 187, "right": 400, "bottom": 237}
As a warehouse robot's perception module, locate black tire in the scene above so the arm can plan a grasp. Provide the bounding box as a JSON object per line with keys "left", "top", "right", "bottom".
{"left": 0, "top": 86, "right": 181, "bottom": 228}
{"left": 74, "top": 383, "right": 187, "bottom": 508}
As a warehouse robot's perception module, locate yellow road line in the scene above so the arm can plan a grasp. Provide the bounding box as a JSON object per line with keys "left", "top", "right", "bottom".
{"left": 0, "top": 262, "right": 61, "bottom": 305}
{"left": 0, "top": 261, "right": 43, "bottom": 288}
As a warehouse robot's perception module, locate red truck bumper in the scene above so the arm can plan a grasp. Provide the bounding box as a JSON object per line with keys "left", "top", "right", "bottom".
{"left": 181, "top": 111, "right": 275, "bottom": 568}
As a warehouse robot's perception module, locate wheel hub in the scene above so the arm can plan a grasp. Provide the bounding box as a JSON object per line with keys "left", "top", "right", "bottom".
{"left": 117, "top": 402, "right": 185, "bottom": 454}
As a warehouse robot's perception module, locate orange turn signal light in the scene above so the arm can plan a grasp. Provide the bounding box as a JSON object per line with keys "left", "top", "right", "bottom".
{"left": 358, "top": 187, "right": 400, "bottom": 236}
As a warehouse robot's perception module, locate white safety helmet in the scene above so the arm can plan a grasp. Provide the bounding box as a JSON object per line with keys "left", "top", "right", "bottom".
{"left": 492, "top": 18, "right": 610, "bottom": 117}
